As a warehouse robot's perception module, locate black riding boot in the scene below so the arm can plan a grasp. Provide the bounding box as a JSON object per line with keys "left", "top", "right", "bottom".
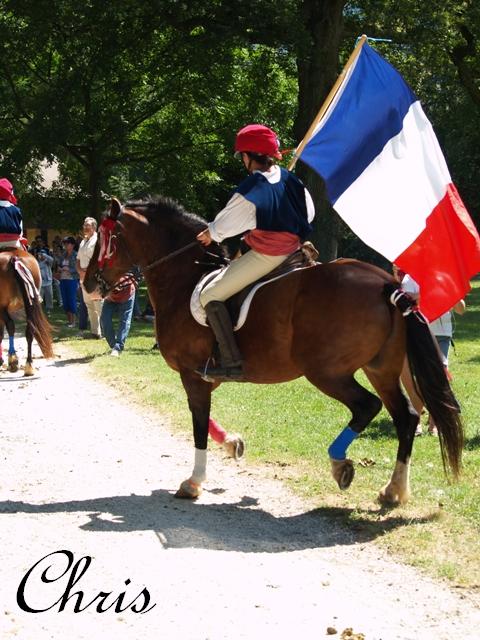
{"left": 197, "top": 301, "right": 244, "bottom": 381}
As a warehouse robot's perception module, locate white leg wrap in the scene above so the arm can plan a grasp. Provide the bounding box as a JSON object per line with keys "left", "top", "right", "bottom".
{"left": 191, "top": 448, "right": 207, "bottom": 484}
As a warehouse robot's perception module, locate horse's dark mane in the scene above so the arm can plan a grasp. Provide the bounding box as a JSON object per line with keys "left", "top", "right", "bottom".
{"left": 125, "top": 195, "right": 207, "bottom": 232}
{"left": 124, "top": 195, "right": 228, "bottom": 262}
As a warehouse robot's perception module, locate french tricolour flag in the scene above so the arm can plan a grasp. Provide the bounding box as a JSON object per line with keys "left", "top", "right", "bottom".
{"left": 299, "top": 41, "right": 480, "bottom": 321}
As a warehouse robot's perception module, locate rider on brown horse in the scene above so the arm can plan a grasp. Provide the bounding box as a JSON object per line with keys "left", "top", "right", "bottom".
{"left": 196, "top": 124, "right": 315, "bottom": 381}
{"left": 0, "top": 178, "right": 53, "bottom": 374}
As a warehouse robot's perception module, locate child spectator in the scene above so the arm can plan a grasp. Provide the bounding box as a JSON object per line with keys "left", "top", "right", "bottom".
{"left": 59, "top": 236, "right": 79, "bottom": 327}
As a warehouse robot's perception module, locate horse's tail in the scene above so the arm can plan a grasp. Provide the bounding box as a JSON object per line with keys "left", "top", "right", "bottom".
{"left": 11, "top": 257, "right": 54, "bottom": 359}
{"left": 385, "top": 283, "right": 464, "bottom": 477}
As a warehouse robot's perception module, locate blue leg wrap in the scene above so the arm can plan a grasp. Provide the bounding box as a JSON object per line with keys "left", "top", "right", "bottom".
{"left": 8, "top": 335, "right": 15, "bottom": 355}
{"left": 328, "top": 427, "right": 359, "bottom": 460}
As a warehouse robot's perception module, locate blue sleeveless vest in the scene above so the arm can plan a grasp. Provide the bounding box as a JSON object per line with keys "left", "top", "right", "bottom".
{"left": 235, "top": 168, "right": 312, "bottom": 241}
{"left": 0, "top": 204, "right": 22, "bottom": 235}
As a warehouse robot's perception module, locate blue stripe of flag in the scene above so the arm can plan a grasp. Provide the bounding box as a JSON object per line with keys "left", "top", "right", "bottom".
{"left": 300, "top": 43, "right": 417, "bottom": 204}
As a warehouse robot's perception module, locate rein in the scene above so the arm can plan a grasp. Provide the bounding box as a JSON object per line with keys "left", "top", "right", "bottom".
{"left": 113, "top": 207, "right": 203, "bottom": 272}
{"left": 142, "top": 240, "right": 199, "bottom": 272}
{"left": 96, "top": 204, "right": 223, "bottom": 296}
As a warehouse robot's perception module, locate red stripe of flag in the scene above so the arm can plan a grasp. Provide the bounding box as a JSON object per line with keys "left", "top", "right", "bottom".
{"left": 395, "top": 184, "right": 480, "bottom": 321}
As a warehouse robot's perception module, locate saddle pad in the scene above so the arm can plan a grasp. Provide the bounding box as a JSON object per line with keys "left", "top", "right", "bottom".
{"left": 0, "top": 240, "right": 21, "bottom": 249}
{"left": 12, "top": 257, "right": 40, "bottom": 305}
{"left": 190, "top": 267, "right": 304, "bottom": 331}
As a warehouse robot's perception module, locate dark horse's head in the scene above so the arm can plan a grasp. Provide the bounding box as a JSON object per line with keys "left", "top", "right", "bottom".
{"left": 83, "top": 196, "right": 222, "bottom": 297}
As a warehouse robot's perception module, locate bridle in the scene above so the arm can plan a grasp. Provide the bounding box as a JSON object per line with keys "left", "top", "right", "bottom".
{"left": 114, "top": 213, "right": 202, "bottom": 271}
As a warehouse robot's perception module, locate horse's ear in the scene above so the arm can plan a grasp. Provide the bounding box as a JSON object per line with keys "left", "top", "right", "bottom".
{"left": 109, "top": 197, "right": 122, "bottom": 220}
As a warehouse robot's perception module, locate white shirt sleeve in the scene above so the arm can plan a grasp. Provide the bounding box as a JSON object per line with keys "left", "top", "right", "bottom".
{"left": 207, "top": 193, "right": 256, "bottom": 243}
{"left": 208, "top": 174, "right": 314, "bottom": 243}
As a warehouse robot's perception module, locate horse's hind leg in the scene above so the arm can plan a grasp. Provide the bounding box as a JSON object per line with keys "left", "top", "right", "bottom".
{"left": 23, "top": 321, "right": 35, "bottom": 377}
{"left": 5, "top": 314, "right": 18, "bottom": 373}
{"left": 0, "top": 321, "right": 4, "bottom": 367}
{"left": 365, "top": 368, "right": 419, "bottom": 505}
{"left": 305, "top": 373, "right": 382, "bottom": 491}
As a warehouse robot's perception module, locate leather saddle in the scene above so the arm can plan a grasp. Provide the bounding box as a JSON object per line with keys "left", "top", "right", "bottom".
{"left": 190, "top": 242, "right": 320, "bottom": 330}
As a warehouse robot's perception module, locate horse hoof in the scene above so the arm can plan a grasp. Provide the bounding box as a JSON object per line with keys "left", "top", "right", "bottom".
{"left": 378, "top": 485, "right": 409, "bottom": 506}
{"left": 175, "top": 479, "right": 202, "bottom": 500}
{"left": 330, "top": 458, "right": 355, "bottom": 490}
{"left": 222, "top": 434, "right": 245, "bottom": 460}
{"left": 378, "top": 488, "right": 400, "bottom": 506}
{"left": 24, "top": 364, "right": 35, "bottom": 377}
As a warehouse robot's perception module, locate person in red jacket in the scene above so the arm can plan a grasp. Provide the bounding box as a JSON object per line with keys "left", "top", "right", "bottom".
{"left": 101, "top": 274, "right": 137, "bottom": 357}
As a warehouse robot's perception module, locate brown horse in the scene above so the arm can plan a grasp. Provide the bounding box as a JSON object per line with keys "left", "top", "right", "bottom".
{"left": 0, "top": 248, "right": 53, "bottom": 375}
{"left": 84, "top": 197, "right": 463, "bottom": 504}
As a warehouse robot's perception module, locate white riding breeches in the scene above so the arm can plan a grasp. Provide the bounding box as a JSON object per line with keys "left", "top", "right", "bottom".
{"left": 199, "top": 249, "right": 288, "bottom": 307}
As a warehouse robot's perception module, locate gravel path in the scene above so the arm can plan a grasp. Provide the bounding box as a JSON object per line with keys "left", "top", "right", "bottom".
{"left": 1, "top": 341, "right": 479, "bottom": 639}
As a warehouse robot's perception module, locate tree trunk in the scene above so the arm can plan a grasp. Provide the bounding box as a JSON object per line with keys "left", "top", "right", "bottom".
{"left": 449, "top": 24, "right": 480, "bottom": 108}
{"left": 87, "top": 154, "right": 103, "bottom": 218}
{"left": 293, "top": 0, "right": 347, "bottom": 261}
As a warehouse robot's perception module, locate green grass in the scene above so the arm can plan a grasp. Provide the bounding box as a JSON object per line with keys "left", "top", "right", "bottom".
{"left": 50, "top": 280, "right": 480, "bottom": 587}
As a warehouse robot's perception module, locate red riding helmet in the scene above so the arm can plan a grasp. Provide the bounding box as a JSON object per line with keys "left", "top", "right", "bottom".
{"left": 234, "top": 124, "right": 282, "bottom": 160}
{"left": 0, "top": 178, "right": 17, "bottom": 204}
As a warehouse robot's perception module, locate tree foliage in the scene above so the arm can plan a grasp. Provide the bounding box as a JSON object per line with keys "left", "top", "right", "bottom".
{"left": 347, "top": 0, "right": 480, "bottom": 218}
{"left": 0, "top": 0, "right": 478, "bottom": 256}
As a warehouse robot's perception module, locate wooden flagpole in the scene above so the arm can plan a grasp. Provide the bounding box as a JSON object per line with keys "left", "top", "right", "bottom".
{"left": 288, "top": 34, "right": 368, "bottom": 171}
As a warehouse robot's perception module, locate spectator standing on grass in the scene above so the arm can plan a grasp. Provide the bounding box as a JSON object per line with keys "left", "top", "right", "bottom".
{"left": 76, "top": 217, "right": 103, "bottom": 338}
{"left": 37, "top": 248, "right": 54, "bottom": 313}
{"left": 101, "top": 274, "right": 136, "bottom": 357}
{"left": 59, "top": 236, "right": 79, "bottom": 327}
{"left": 51, "top": 241, "right": 63, "bottom": 306}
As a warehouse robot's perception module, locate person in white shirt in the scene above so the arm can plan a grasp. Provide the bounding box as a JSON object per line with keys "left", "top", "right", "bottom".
{"left": 76, "top": 217, "right": 103, "bottom": 338}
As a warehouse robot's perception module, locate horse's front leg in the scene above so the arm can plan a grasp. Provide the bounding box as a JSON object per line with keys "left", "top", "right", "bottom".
{"left": 208, "top": 416, "right": 245, "bottom": 460}
{"left": 176, "top": 370, "right": 212, "bottom": 499}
